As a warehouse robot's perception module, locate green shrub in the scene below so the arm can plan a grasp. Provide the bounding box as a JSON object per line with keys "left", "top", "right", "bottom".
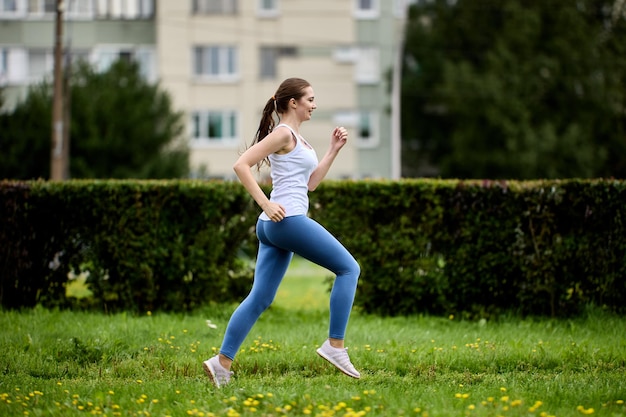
{"left": 0, "top": 180, "right": 257, "bottom": 312}
{"left": 309, "top": 179, "right": 626, "bottom": 317}
{"left": 1, "top": 178, "right": 624, "bottom": 317}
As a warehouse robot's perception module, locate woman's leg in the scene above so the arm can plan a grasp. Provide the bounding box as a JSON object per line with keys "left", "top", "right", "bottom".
{"left": 262, "top": 215, "right": 360, "bottom": 341}
{"left": 219, "top": 220, "right": 293, "bottom": 361}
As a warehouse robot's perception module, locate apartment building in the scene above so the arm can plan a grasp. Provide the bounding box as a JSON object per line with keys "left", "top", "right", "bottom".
{"left": 0, "top": 0, "right": 156, "bottom": 110}
{"left": 1, "top": 0, "right": 410, "bottom": 179}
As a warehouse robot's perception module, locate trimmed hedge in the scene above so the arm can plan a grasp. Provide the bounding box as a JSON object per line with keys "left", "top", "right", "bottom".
{"left": 1, "top": 179, "right": 625, "bottom": 317}
{"left": 309, "top": 179, "right": 626, "bottom": 317}
{"left": 0, "top": 180, "right": 257, "bottom": 312}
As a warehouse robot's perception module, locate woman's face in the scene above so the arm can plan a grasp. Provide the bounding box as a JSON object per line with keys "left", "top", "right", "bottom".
{"left": 295, "top": 86, "right": 316, "bottom": 121}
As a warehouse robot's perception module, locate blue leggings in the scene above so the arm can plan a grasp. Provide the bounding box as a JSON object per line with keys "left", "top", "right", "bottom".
{"left": 219, "top": 215, "right": 360, "bottom": 360}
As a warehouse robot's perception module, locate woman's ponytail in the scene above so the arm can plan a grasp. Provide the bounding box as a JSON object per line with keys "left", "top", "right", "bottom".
{"left": 251, "top": 97, "right": 278, "bottom": 169}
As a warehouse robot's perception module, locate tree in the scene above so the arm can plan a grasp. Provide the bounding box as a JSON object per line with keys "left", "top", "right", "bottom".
{"left": 401, "top": 0, "right": 626, "bottom": 179}
{"left": 0, "top": 84, "right": 52, "bottom": 179}
{"left": 0, "top": 59, "right": 189, "bottom": 179}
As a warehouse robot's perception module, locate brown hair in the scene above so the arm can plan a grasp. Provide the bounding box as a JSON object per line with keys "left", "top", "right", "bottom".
{"left": 252, "top": 77, "right": 311, "bottom": 169}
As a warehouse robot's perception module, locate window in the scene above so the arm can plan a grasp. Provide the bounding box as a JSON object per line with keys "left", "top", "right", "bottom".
{"left": 333, "top": 46, "right": 359, "bottom": 64}
{"left": 191, "top": 110, "right": 238, "bottom": 143}
{"left": 92, "top": 46, "right": 156, "bottom": 82}
{"left": 332, "top": 45, "right": 380, "bottom": 84}
{"left": 259, "top": 46, "right": 296, "bottom": 79}
{"left": 357, "top": 111, "right": 377, "bottom": 145}
{"left": 95, "top": 0, "right": 154, "bottom": 19}
{"left": 354, "top": 0, "right": 379, "bottom": 19}
{"left": 193, "top": 46, "right": 238, "bottom": 80}
{"left": 28, "top": 0, "right": 56, "bottom": 14}
{"left": 257, "top": 0, "right": 278, "bottom": 17}
{"left": 334, "top": 111, "right": 379, "bottom": 148}
{"left": 0, "top": 48, "right": 27, "bottom": 85}
{"left": 259, "top": 47, "right": 277, "bottom": 79}
{"left": 28, "top": 49, "right": 54, "bottom": 83}
{"left": 355, "top": 46, "right": 379, "bottom": 84}
{"left": 193, "top": 0, "right": 238, "bottom": 14}
{"left": 65, "top": 0, "right": 94, "bottom": 17}
{"left": 1, "top": 0, "right": 23, "bottom": 16}
{"left": 0, "top": 49, "right": 8, "bottom": 85}
{"left": 1, "top": 0, "right": 17, "bottom": 12}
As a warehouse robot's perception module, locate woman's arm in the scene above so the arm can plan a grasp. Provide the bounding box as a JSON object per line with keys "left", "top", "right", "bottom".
{"left": 308, "top": 126, "right": 348, "bottom": 191}
{"left": 233, "top": 128, "right": 292, "bottom": 222}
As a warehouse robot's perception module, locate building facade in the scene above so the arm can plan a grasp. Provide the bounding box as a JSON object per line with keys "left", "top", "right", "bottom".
{"left": 1, "top": 0, "right": 411, "bottom": 179}
{"left": 0, "top": 0, "right": 157, "bottom": 108}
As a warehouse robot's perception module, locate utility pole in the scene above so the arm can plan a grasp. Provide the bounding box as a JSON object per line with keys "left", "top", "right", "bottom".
{"left": 51, "top": 0, "right": 65, "bottom": 180}
{"left": 390, "top": 2, "right": 408, "bottom": 180}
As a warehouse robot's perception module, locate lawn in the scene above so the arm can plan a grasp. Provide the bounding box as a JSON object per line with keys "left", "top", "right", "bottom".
{"left": 1, "top": 256, "right": 625, "bottom": 417}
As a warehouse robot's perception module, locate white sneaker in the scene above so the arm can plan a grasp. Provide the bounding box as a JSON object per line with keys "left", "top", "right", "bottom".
{"left": 316, "top": 340, "right": 361, "bottom": 379}
{"left": 203, "top": 355, "right": 233, "bottom": 387}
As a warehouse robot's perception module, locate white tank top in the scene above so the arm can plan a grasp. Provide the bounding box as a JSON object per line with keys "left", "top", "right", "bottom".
{"left": 259, "top": 124, "right": 318, "bottom": 220}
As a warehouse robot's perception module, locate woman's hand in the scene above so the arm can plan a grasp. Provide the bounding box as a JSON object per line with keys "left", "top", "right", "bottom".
{"left": 308, "top": 126, "right": 350, "bottom": 191}
{"left": 331, "top": 126, "right": 348, "bottom": 151}
{"left": 262, "top": 201, "right": 287, "bottom": 222}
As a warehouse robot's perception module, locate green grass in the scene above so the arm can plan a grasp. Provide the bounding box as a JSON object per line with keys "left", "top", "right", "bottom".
{"left": 1, "top": 256, "right": 625, "bottom": 417}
